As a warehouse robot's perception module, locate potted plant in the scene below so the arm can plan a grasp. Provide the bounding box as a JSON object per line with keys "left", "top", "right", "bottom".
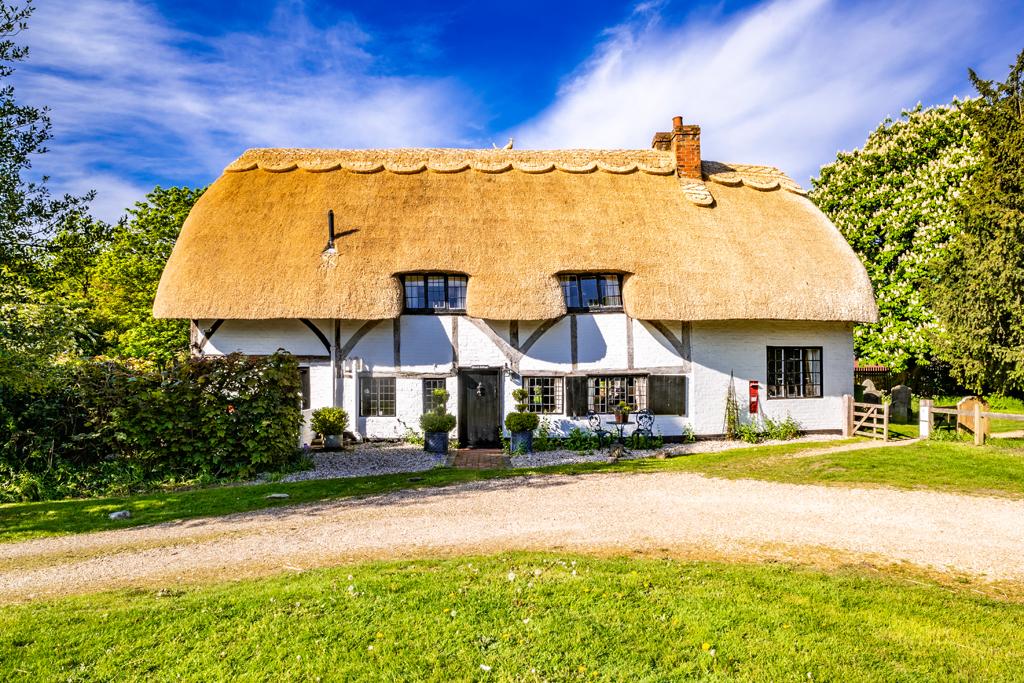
{"left": 420, "top": 388, "right": 456, "bottom": 454}
{"left": 505, "top": 388, "right": 540, "bottom": 454}
{"left": 614, "top": 400, "right": 632, "bottom": 424}
{"left": 310, "top": 407, "right": 349, "bottom": 449}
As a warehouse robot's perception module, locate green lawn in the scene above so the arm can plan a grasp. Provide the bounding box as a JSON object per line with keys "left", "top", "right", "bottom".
{"left": 4, "top": 436, "right": 1024, "bottom": 544}
{"left": 2, "top": 553, "right": 1022, "bottom": 681}
{"left": 698, "top": 438, "right": 1024, "bottom": 497}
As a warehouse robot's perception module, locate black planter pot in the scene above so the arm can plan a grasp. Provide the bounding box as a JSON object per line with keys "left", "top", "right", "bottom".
{"left": 509, "top": 430, "right": 533, "bottom": 454}
{"left": 424, "top": 431, "right": 449, "bottom": 454}
{"left": 323, "top": 434, "right": 343, "bottom": 449}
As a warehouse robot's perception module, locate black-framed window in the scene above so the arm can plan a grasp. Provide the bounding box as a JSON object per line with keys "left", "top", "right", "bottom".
{"left": 402, "top": 274, "right": 467, "bottom": 312}
{"left": 298, "top": 367, "right": 310, "bottom": 410}
{"left": 422, "top": 378, "right": 447, "bottom": 413}
{"left": 586, "top": 375, "right": 647, "bottom": 413}
{"left": 360, "top": 376, "right": 396, "bottom": 416}
{"left": 523, "top": 377, "right": 563, "bottom": 414}
{"left": 558, "top": 274, "right": 623, "bottom": 311}
{"left": 767, "top": 347, "right": 822, "bottom": 399}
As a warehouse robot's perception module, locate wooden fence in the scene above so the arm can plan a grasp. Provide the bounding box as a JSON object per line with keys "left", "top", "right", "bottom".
{"left": 843, "top": 396, "right": 889, "bottom": 440}
{"left": 920, "top": 399, "right": 1024, "bottom": 445}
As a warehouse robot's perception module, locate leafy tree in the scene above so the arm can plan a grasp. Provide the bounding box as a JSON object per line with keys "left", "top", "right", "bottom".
{"left": 0, "top": 1, "right": 91, "bottom": 274}
{"left": 930, "top": 50, "right": 1024, "bottom": 394}
{"left": 0, "top": 1, "right": 94, "bottom": 390}
{"left": 811, "top": 102, "right": 981, "bottom": 375}
{"left": 91, "top": 186, "right": 205, "bottom": 362}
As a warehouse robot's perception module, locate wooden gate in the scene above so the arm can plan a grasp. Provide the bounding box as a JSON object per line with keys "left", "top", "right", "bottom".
{"left": 850, "top": 401, "right": 889, "bottom": 440}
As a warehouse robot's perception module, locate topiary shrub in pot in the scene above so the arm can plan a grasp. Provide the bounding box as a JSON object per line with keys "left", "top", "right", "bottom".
{"left": 420, "top": 388, "right": 456, "bottom": 454}
{"left": 505, "top": 388, "right": 540, "bottom": 454}
{"left": 310, "top": 407, "right": 349, "bottom": 449}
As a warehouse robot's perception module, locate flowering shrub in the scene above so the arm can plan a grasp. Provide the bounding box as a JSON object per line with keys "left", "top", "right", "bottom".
{"left": 811, "top": 101, "right": 981, "bottom": 373}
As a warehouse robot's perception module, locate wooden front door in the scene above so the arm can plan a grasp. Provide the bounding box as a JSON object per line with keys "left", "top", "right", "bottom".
{"left": 459, "top": 369, "right": 501, "bottom": 448}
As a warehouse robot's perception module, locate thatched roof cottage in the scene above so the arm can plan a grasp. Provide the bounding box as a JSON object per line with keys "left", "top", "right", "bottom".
{"left": 155, "top": 116, "right": 877, "bottom": 447}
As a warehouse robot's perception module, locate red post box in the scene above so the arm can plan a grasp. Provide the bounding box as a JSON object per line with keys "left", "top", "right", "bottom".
{"left": 749, "top": 380, "right": 759, "bottom": 414}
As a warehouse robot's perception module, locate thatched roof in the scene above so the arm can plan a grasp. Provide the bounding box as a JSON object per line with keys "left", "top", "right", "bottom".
{"left": 154, "top": 147, "right": 877, "bottom": 322}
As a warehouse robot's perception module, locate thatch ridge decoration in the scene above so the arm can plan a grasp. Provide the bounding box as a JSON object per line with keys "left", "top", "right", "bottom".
{"left": 512, "top": 162, "right": 556, "bottom": 174}
{"left": 701, "top": 161, "right": 805, "bottom": 195}
{"left": 384, "top": 162, "right": 427, "bottom": 174}
{"left": 343, "top": 162, "right": 384, "bottom": 173}
{"left": 301, "top": 162, "right": 342, "bottom": 173}
{"left": 428, "top": 162, "right": 471, "bottom": 173}
{"left": 554, "top": 162, "right": 598, "bottom": 173}
{"left": 473, "top": 162, "right": 513, "bottom": 173}
{"left": 681, "top": 181, "right": 715, "bottom": 207}
{"left": 156, "top": 145, "right": 876, "bottom": 323}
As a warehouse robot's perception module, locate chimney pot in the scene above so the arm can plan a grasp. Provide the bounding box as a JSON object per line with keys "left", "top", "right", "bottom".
{"left": 671, "top": 116, "right": 701, "bottom": 179}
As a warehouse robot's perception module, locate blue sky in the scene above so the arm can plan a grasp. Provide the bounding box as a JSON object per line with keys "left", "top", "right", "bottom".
{"left": 14, "top": 0, "right": 1024, "bottom": 222}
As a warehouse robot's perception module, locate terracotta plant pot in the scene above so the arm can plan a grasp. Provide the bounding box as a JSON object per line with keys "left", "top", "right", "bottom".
{"left": 615, "top": 412, "right": 628, "bottom": 424}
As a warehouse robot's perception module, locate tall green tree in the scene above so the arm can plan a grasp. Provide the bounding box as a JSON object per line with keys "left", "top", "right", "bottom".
{"left": 931, "top": 49, "right": 1024, "bottom": 394}
{"left": 810, "top": 102, "right": 981, "bottom": 375}
{"left": 91, "top": 186, "right": 204, "bottom": 362}
{"left": 0, "top": 1, "right": 94, "bottom": 390}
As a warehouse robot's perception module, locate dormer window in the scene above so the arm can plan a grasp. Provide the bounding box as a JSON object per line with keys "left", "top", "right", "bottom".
{"left": 402, "top": 273, "right": 467, "bottom": 313}
{"left": 559, "top": 274, "right": 623, "bottom": 312}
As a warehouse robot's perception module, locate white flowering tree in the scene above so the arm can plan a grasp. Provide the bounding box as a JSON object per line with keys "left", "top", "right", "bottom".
{"left": 810, "top": 103, "right": 981, "bottom": 374}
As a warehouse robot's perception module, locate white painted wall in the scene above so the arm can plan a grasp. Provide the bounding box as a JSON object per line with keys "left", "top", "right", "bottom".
{"left": 400, "top": 316, "right": 455, "bottom": 372}
{"left": 299, "top": 361, "right": 333, "bottom": 446}
{"left": 689, "top": 320, "right": 855, "bottom": 434}
{"left": 201, "top": 318, "right": 331, "bottom": 357}
{"left": 201, "top": 315, "right": 854, "bottom": 440}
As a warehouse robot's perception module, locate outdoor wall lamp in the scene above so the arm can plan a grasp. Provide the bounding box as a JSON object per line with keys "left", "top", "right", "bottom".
{"left": 323, "top": 209, "right": 337, "bottom": 254}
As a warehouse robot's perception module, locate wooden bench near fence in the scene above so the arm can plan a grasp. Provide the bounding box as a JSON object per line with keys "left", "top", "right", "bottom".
{"left": 919, "top": 399, "right": 1024, "bottom": 445}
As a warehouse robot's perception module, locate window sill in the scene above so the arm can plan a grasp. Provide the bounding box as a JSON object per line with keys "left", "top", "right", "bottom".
{"left": 402, "top": 309, "right": 467, "bottom": 316}
{"left": 566, "top": 307, "right": 624, "bottom": 314}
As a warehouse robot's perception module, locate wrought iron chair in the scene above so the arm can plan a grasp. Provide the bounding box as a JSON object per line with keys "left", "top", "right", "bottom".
{"left": 587, "top": 412, "right": 613, "bottom": 447}
{"left": 631, "top": 409, "right": 655, "bottom": 444}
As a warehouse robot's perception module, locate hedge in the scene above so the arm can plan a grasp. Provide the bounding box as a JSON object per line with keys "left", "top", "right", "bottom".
{"left": 0, "top": 352, "right": 303, "bottom": 501}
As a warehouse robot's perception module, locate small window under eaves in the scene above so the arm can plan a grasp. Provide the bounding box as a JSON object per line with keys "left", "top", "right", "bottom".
{"left": 558, "top": 274, "right": 623, "bottom": 312}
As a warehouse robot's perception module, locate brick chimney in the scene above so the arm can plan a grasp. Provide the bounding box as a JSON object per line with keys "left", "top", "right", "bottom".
{"left": 671, "top": 115, "right": 702, "bottom": 179}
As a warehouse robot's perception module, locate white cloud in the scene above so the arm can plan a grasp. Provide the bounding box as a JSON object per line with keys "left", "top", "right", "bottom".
{"left": 513, "top": 0, "right": 995, "bottom": 183}
{"left": 16, "top": 0, "right": 480, "bottom": 221}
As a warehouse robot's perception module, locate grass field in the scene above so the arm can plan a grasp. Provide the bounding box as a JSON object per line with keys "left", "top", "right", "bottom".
{"left": 4, "top": 436, "right": 1024, "bottom": 544}
{"left": 701, "top": 437, "right": 1024, "bottom": 497}
{"left": 1, "top": 553, "right": 1022, "bottom": 681}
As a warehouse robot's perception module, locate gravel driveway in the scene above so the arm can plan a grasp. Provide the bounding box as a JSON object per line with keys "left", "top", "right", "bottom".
{"left": 3, "top": 471, "right": 1023, "bottom": 602}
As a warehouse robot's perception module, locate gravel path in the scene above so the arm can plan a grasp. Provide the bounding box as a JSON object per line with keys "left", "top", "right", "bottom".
{"left": 281, "top": 434, "right": 847, "bottom": 479}
{"left": 278, "top": 444, "right": 446, "bottom": 483}
{"left": 3, "top": 470, "right": 1022, "bottom": 602}
{"left": 510, "top": 434, "right": 845, "bottom": 468}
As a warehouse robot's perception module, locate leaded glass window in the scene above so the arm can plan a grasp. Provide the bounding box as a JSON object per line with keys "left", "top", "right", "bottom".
{"left": 767, "top": 347, "right": 822, "bottom": 399}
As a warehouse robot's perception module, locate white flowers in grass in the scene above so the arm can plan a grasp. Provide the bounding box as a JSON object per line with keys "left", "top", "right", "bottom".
{"left": 507, "top": 571, "right": 516, "bottom": 582}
